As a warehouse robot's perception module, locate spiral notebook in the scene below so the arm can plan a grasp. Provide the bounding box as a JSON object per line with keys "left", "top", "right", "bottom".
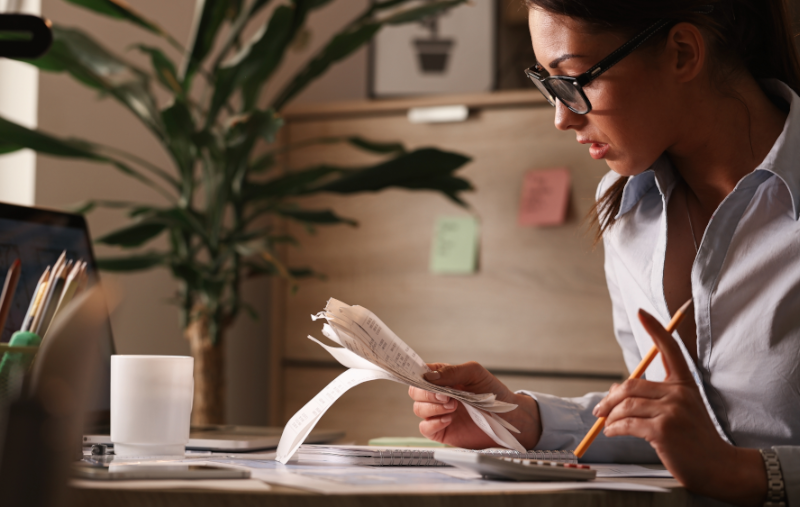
{"left": 295, "top": 445, "right": 577, "bottom": 467}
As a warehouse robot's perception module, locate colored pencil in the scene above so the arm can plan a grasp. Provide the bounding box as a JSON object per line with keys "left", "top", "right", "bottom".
{"left": 23, "top": 267, "right": 50, "bottom": 332}
{"left": 573, "top": 298, "right": 694, "bottom": 458}
{"left": 34, "top": 261, "right": 67, "bottom": 337}
{"left": 51, "top": 261, "right": 82, "bottom": 323}
{"left": 0, "top": 259, "right": 21, "bottom": 334}
{"left": 21, "top": 265, "right": 49, "bottom": 332}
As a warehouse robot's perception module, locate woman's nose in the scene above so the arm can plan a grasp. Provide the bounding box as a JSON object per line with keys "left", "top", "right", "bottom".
{"left": 554, "top": 100, "right": 585, "bottom": 131}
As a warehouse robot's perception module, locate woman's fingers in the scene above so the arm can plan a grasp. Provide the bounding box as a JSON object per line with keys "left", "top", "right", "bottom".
{"left": 604, "top": 396, "right": 662, "bottom": 425}
{"left": 593, "top": 378, "right": 664, "bottom": 417}
{"left": 413, "top": 400, "right": 458, "bottom": 419}
{"left": 423, "top": 361, "right": 492, "bottom": 387}
{"left": 638, "top": 309, "right": 694, "bottom": 382}
{"left": 408, "top": 386, "right": 450, "bottom": 404}
{"left": 419, "top": 414, "right": 453, "bottom": 440}
{"left": 603, "top": 416, "right": 653, "bottom": 439}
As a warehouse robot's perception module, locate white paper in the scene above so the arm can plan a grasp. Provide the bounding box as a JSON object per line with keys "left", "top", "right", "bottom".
{"left": 204, "top": 459, "right": 669, "bottom": 495}
{"left": 590, "top": 464, "right": 674, "bottom": 478}
{"left": 277, "top": 298, "right": 527, "bottom": 463}
{"left": 276, "top": 368, "right": 400, "bottom": 462}
{"left": 70, "top": 478, "right": 271, "bottom": 492}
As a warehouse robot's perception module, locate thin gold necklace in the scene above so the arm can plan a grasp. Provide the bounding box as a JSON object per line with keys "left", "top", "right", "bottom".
{"left": 685, "top": 185, "right": 699, "bottom": 254}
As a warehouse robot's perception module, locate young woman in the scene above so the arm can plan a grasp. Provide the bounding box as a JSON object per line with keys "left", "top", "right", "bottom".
{"left": 408, "top": 0, "right": 800, "bottom": 504}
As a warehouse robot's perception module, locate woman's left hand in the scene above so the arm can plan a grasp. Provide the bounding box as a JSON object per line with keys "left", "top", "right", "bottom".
{"left": 592, "top": 309, "right": 767, "bottom": 505}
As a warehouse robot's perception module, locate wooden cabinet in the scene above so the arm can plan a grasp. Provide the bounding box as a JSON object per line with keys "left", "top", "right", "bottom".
{"left": 270, "top": 91, "right": 627, "bottom": 443}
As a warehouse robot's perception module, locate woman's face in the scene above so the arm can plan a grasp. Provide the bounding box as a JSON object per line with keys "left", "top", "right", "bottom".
{"left": 529, "top": 9, "right": 682, "bottom": 176}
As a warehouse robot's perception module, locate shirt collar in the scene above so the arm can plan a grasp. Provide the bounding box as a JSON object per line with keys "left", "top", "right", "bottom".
{"left": 755, "top": 80, "right": 800, "bottom": 220}
{"left": 616, "top": 79, "right": 800, "bottom": 220}
{"left": 616, "top": 155, "right": 674, "bottom": 219}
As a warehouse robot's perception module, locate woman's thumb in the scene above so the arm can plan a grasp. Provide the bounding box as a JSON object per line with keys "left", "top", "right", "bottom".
{"left": 424, "top": 362, "right": 484, "bottom": 386}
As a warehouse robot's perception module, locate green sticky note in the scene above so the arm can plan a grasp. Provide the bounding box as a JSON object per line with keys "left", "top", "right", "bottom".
{"left": 430, "top": 216, "right": 479, "bottom": 275}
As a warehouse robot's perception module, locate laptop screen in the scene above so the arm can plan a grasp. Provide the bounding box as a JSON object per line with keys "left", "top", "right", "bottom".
{"left": 0, "top": 202, "right": 114, "bottom": 430}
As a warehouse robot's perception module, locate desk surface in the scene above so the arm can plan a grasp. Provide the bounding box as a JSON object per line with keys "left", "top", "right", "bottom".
{"left": 67, "top": 477, "right": 721, "bottom": 506}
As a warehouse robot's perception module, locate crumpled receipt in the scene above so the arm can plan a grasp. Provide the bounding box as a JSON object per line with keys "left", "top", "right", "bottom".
{"left": 275, "top": 298, "right": 524, "bottom": 463}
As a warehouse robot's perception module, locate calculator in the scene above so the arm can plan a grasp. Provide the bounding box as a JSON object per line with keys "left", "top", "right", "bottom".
{"left": 433, "top": 450, "right": 596, "bottom": 482}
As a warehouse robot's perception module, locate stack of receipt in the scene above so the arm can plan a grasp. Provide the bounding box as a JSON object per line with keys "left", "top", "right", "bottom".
{"left": 276, "top": 298, "right": 525, "bottom": 464}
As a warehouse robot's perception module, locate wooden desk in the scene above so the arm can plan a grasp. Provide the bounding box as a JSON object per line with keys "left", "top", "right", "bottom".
{"left": 67, "top": 478, "right": 722, "bottom": 506}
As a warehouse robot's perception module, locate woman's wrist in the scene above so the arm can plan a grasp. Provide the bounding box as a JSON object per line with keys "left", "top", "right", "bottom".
{"left": 511, "top": 392, "right": 542, "bottom": 450}
{"left": 703, "top": 446, "right": 768, "bottom": 505}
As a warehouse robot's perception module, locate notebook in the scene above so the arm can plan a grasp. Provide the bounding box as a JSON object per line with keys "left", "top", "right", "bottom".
{"left": 295, "top": 445, "right": 577, "bottom": 466}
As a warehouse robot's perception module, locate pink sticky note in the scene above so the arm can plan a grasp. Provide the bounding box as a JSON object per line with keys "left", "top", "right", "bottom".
{"left": 518, "top": 167, "right": 571, "bottom": 227}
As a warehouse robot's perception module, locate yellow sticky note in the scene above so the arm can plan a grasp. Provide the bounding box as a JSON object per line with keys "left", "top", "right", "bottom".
{"left": 430, "top": 216, "right": 479, "bottom": 275}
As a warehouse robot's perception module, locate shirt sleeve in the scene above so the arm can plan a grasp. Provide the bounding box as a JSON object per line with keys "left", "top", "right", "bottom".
{"left": 514, "top": 200, "right": 659, "bottom": 464}
{"left": 773, "top": 447, "right": 800, "bottom": 505}
{"left": 517, "top": 390, "right": 659, "bottom": 463}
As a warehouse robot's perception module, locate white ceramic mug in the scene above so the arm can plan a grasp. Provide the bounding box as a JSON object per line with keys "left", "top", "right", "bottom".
{"left": 110, "top": 355, "right": 194, "bottom": 456}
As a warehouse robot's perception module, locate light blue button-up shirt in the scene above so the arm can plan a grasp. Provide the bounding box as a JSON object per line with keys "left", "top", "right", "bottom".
{"left": 523, "top": 80, "right": 800, "bottom": 503}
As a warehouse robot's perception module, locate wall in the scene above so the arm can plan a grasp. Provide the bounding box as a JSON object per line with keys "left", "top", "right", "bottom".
{"left": 0, "top": 0, "right": 40, "bottom": 205}
{"left": 34, "top": 0, "right": 371, "bottom": 424}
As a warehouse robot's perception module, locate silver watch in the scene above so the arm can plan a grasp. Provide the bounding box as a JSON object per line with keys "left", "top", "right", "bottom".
{"left": 760, "top": 449, "right": 787, "bottom": 506}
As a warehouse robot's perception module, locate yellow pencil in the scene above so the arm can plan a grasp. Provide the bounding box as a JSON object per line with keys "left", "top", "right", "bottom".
{"left": 573, "top": 298, "right": 694, "bottom": 458}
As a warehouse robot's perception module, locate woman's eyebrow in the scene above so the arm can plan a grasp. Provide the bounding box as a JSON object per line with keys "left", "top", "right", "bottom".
{"left": 548, "top": 53, "right": 585, "bottom": 68}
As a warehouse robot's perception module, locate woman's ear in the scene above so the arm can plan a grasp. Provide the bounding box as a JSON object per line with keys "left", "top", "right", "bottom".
{"left": 666, "top": 22, "right": 706, "bottom": 83}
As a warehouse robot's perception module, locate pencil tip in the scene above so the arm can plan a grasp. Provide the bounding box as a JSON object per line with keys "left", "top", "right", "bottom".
{"left": 678, "top": 298, "right": 693, "bottom": 315}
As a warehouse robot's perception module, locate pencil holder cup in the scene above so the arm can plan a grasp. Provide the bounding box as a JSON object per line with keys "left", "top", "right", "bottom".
{"left": 0, "top": 331, "right": 42, "bottom": 410}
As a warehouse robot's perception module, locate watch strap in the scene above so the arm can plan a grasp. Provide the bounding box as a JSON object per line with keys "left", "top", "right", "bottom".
{"left": 760, "top": 448, "right": 787, "bottom": 506}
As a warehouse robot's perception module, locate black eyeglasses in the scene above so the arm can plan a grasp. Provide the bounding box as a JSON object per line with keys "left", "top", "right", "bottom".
{"left": 524, "top": 18, "right": 674, "bottom": 115}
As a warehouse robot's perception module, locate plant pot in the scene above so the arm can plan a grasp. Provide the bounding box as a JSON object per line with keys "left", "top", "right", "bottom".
{"left": 184, "top": 307, "right": 225, "bottom": 426}
{"left": 413, "top": 38, "right": 454, "bottom": 73}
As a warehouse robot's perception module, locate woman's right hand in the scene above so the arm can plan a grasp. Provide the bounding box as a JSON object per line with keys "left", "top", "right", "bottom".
{"left": 408, "top": 361, "right": 543, "bottom": 450}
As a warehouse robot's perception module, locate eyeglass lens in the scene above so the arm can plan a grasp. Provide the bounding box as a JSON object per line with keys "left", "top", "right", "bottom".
{"left": 530, "top": 78, "right": 555, "bottom": 106}
{"left": 547, "top": 79, "right": 590, "bottom": 114}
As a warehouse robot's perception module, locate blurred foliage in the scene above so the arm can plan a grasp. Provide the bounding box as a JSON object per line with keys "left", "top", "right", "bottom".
{"left": 0, "top": 0, "right": 473, "bottom": 343}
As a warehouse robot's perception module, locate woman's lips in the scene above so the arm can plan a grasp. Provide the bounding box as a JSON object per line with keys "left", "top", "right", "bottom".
{"left": 589, "top": 143, "right": 609, "bottom": 160}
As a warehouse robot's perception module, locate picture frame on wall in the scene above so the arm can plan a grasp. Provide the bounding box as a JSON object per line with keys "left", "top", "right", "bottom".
{"left": 369, "top": 0, "right": 497, "bottom": 98}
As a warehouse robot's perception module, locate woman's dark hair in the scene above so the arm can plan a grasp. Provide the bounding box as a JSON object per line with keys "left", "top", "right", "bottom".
{"left": 525, "top": 0, "right": 800, "bottom": 242}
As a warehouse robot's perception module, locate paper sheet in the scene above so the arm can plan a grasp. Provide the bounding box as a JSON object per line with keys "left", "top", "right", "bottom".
{"left": 518, "top": 167, "right": 571, "bottom": 227}
{"left": 589, "top": 464, "right": 673, "bottom": 478}
{"left": 429, "top": 216, "right": 479, "bottom": 274}
{"left": 204, "top": 459, "right": 669, "bottom": 495}
{"left": 70, "top": 478, "right": 271, "bottom": 492}
{"left": 275, "top": 298, "right": 524, "bottom": 463}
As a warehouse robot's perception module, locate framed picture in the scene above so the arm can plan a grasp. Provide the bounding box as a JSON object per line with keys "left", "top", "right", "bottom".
{"left": 369, "top": 0, "right": 497, "bottom": 98}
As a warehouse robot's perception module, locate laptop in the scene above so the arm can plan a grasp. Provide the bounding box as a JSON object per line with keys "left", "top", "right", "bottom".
{"left": 0, "top": 202, "right": 342, "bottom": 452}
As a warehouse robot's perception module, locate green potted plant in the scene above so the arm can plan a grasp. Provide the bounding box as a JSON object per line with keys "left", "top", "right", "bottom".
{"left": 0, "top": 0, "right": 473, "bottom": 424}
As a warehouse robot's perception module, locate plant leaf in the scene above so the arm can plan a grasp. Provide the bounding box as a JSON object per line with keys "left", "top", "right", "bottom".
{"left": 95, "top": 221, "right": 167, "bottom": 247}
{"left": 242, "top": 165, "right": 346, "bottom": 201}
{"left": 161, "top": 101, "right": 196, "bottom": 179}
{"left": 95, "top": 252, "right": 167, "bottom": 271}
{"left": 271, "top": 0, "right": 467, "bottom": 110}
{"left": 62, "top": 0, "right": 179, "bottom": 47}
{"left": 207, "top": 3, "right": 297, "bottom": 123}
{"left": 290, "top": 148, "right": 474, "bottom": 206}
{"left": 382, "top": 0, "right": 465, "bottom": 25}
{"left": 21, "top": 26, "right": 163, "bottom": 137}
{"left": 0, "top": 115, "right": 102, "bottom": 158}
{"left": 309, "top": 148, "right": 471, "bottom": 195}
{"left": 133, "top": 44, "right": 184, "bottom": 97}
{"left": 181, "top": 0, "right": 229, "bottom": 85}
{"left": 272, "top": 22, "right": 380, "bottom": 111}
{"left": 275, "top": 208, "right": 358, "bottom": 226}
{"left": 225, "top": 110, "right": 283, "bottom": 217}
{"left": 0, "top": 114, "right": 176, "bottom": 200}
{"left": 346, "top": 136, "right": 405, "bottom": 154}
